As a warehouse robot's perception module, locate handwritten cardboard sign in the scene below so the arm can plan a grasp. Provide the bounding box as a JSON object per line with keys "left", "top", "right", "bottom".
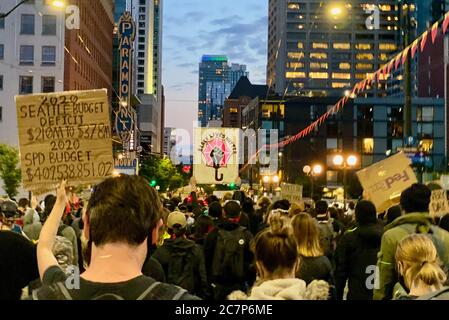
{"left": 280, "top": 183, "right": 303, "bottom": 204}
{"left": 356, "top": 152, "right": 417, "bottom": 213}
{"left": 15, "top": 89, "right": 113, "bottom": 194}
{"left": 429, "top": 190, "right": 449, "bottom": 218}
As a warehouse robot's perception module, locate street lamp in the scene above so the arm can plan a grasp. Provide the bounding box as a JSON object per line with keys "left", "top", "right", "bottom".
{"left": 273, "top": 175, "right": 280, "bottom": 183}
{"left": 333, "top": 154, "right": 358, "bottom": 206}
{"left": 0, "top": 0, "right": 66, "bottom": 19}
{"left": 303, "top": 164, "right": 323, "bottom": 199}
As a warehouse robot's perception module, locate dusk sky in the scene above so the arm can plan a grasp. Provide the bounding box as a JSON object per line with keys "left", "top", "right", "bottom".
{"left": 163, "top": 0, "right": 268, "bottom": 142}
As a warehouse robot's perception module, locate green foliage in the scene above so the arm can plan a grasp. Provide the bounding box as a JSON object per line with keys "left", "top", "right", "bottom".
{"left": 0, "top": 144, "right": 22, "bottom": 198}
{"left": 140, "top": 156, "right": 189, "bottom": 192}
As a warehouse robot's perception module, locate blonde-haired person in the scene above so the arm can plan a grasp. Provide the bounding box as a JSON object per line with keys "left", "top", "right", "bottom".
{"left": 289, "top": 201, "right": 305, "bottom": 218}
{"left": 395, "top": 234, "right": 449, "bottom": 300}
{"left": 292, "top": 213, "right": 335, "bottom": 299}
{"left": 228, "top": 213, "right": 329, "bottom": 300}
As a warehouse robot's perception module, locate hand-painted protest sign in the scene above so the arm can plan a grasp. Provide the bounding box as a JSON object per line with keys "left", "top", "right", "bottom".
{"left": 429, "top": 190, "right": 449, "bottom": 218}
{"left": 15, "top": 89, "right": 113, "bottom": 194}
{"left": 356, "top": 152, "right": 417, "bottom": 213}
{"left": 280, "top": 183, "right": 303, "bottom": 204}
{"left": 193, "top": 128, "right": 240, "bottom": 184}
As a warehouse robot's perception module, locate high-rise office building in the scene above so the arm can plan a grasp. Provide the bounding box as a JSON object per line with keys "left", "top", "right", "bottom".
{"left": 198, "top": 55, "right": 248, "bottom": 127}
{"left": 267, "top": 0, "right": 400, "bottom": 98}
{"left": 64, "top": 0, "right": 114, "bottom": 101}
{"left": 131, "top": 0, "right": 163, "bottom": 154}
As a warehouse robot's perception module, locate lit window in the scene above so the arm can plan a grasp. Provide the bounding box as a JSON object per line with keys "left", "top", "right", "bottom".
{"left": 293, "top": 82, "right": 304, "bottom": 88}
{"left": 356, "top": 63, "right": 373, "bottom": 70}
{"left": 310, "top": 62, "right": 328, "bottom": 69}
{"left": 313, "top": 42, "right": 328, "bottom": 49}
{"left": 362, "top": 138, "right": 374, "bottom": 154}
{"left": 355, "top": 73, "right": 366, "bottom": 79}
{"left": 355, "top": 43, "right": 372, "bottom": 50}
{"left": 379, "top": 53, "right": 389, "bottom": 61}
{"left": 379, "top": 43, "right": 397, "bottom": 51}
{"left": 356, "top": 53, "right": 374, "bottom": 60}
{"left": 417, "top": 107, "right": 434, "bottom": 122}
{"left": 297, "top": 42, "right": 304, "bottom": 49}
{"left": 310, "top": 72, "right": 328, "bottom": 79}
{"left": 379, "top": 5, "right": 391, "bottom": 11}
{"left": 229, "top": 107, "right": 238, "bottom": 113}
{"left": 339, "top": 62, "right": 351, "bottom": 70}
{"left": 333, "top": 43, "right": 350, "bottom": 50}
{"left": 288, "top": 52, "right": 304, "bottom": 59}
{"left": 288, "top": 62, "right": 304, "bottom": 68}
{"left": 332, "top": 73, "right": 351, "bottom": 80}
{"left": 288, "top": 3, "right": 300, "bottom": 10}
{"left": 297, "top": 24, "right": 304, "bottom": 29}
{"left": 332, "top": 82, "right": 351, "bottom": 88}
{"left": 286, "top": 71, "right": 306, "bottom": 78}
{"left": 310, "top": 52, "right": 327, "bottom": 60}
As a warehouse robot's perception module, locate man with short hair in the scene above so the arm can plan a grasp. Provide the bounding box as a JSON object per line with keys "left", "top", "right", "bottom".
{"left": 374, "top": 183, "right": 449, "bottom": 300}
{"left": 34, "top": 176, "right": 199, "bottom": 300}
{"left": 204, "top": 200, "right": 254, "bottom": 300}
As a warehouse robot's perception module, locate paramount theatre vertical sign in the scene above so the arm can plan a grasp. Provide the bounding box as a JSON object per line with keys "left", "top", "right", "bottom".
{"left": 15, "top": 89, "right": 114, "bottom": 194}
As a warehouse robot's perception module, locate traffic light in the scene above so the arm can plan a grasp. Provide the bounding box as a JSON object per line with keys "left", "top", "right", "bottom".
{"left": 229, "top": 182, "right": 236, "bottom": 190}
{"left": 150, "top": 179, "right": 157, "bottom": 187}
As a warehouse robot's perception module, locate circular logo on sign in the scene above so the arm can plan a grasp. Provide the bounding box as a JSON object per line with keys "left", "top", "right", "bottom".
{"left": 238, "top": 239, "right": 245, "bottom": 246}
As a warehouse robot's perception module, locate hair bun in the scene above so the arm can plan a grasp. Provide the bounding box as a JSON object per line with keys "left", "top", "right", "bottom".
{"left": 268, "top": 212, "right": 292, "bottom": 236}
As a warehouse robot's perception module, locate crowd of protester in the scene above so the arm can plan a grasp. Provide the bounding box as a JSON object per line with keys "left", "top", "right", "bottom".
{"left": 1, "top": 175, "right": 449, "bottom": 300}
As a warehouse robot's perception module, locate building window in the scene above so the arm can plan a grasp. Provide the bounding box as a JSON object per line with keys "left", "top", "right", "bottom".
{"left": 355, "top": 43, "right": 372, "bottom": 50}
{"left": 19, "top": 76, "right": 33, "bottom": 94}
{"left": 379, "top": 43, "right": 397, "bottom": 51}
{"left": 42, "top": 15, "right": 56, "bottom": 35}
{"left": 41, "top": 76, "right": 55, "bottom": 93}
{"left": 379, "top": 53, "right": 389, "bottom": 61}
{"left": 417, "top": 107, "right": 434, "bottom": 122}
{"left": 0, "top": 44, "right": 3, "bottom": 60}
{"left": 339, "top": 62, "right": 351, "bottom": 70}
{"left": 0, "top": 75, "right": 3, "bottom": 90}
{"left": 287, "top": 52, "right": 304, "bottom": 59}
{"left": 288, "top": 3, "right": 300, "bottom": 10}
{"left": 332, "top": 73, "right": 351, "bottom": 80}
{"left": 418, "top": 123, "right": 433, "bottom": 138}
{"left": 0, "top": 106, "right": 2, "bottom": 122}
{"left": 297, "top": 42, "right": 304, "bottom": 49}
{"left": 20, "top": 45, "right": 34, "bottom": 65}
{"left": 21, "top": 14, "right": 35, "bottom": 35}
{"left": 310, "top": 62, "right": 328, "bottom": 69}
{"left": 326, "top": 171, "right": 338, "bottom": 184}
{"left": 362, "top": 138, "right": 374, "bottom": 154}
{"left": 327, "top": 138, "right": 339, "bottom": 150}
{"left": 312, "top": 42, "right": 328, "bottom": 49}
{"left": 286, "top": 71, "right": 306, "bottom": 79}
{"left": 333, "top": 43, "right": 350, "bottom": 50}
{"left": 0, "top": 17, "right": 4, "bottom": 29}
{"left": 230, "top": 107, "right": 238, "bottom": 113}
{"left": 310, "top": 52, "right": 327, "bottom": 60}
{"left": 332, "top": 82, "right": 350, "bottom": 88}
{"left": 356, "top": 63, "right": 373, "bottom": 70}
{"left": 42, "top": 46, "right": 56, "bottom": 65}
{"left": 287, "top": 62, "right": 304, "bottom": 69}
{"left": 309, "top": 72, "right": 328, "bottom": 79}
{"left": 356, "top": 53, "right": 374, "bottom": 60}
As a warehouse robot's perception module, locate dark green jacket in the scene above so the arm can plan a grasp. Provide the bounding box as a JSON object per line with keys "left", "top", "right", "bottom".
{"left": 373, "top": 213, "right": 449, "bottom": 300}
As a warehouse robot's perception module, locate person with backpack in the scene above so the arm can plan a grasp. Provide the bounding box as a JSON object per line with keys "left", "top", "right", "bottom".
{"left": 204, "top": 200, "right": 255, "bottom": 300}
{"left": 228, "top": 213, "right": 330, "bottom": 300}
{"left": 314, "top": 200, "right": 337, "bottom": 262}
{"left": 33, "top": 177, "right": 199, "bottom": 300}
{"left": 395, "top": 234, "right": 449, "bottom": 300}
{"left": 374, "top": 183, "right": 449, "bottom": 300}
{"left": 152, "top": 211, "right": 209, "bottom": 298}
{"left": 334, "top": 200, "right": 384, "bottom": 300}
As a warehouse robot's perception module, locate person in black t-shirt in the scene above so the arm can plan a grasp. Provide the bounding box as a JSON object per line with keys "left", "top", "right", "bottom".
{"left": 33, "top": 177, "right": 199, "bottom": 300}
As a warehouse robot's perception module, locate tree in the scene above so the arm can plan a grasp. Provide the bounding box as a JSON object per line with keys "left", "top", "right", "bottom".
{"left": 0, "top": 144, "right": 22, "bottom": 198}
{"left": 140, "top": 155, "right": 188, "bottom": 192}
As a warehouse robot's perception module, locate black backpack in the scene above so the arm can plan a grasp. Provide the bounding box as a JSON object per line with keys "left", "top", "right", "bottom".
{"left": 211, "top": 227, "right": 247, "bottom": 281}
{"left": 166, "top": 245, "right": 196, "bottom": 293}
{"left": 32, "top": 279, "right": 189, "bottom": 300}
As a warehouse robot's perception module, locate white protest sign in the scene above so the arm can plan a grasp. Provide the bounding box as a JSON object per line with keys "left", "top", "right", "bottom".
{"left": 429, "top": 190, "right": 449, "bottom": 218}
{"left": 280, "top": 183, "right": 303, "bottom": 204}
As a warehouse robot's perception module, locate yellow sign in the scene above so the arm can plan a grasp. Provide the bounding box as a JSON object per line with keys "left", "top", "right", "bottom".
{"left": 429, "top": 190, "right": 449, "bottom": 218}
{"left": 15, "top": 89, "right": 114, "bottom": 194}
{"left": 193, "top": 128, "right": 240, "bottom": 184}
{"left": 356, "top": 152, "right": 417, "bottom": 213}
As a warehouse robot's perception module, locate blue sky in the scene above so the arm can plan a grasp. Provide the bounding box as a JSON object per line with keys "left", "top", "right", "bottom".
{"left": 163, "top": 0, "right": 268, "bottom": 137}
